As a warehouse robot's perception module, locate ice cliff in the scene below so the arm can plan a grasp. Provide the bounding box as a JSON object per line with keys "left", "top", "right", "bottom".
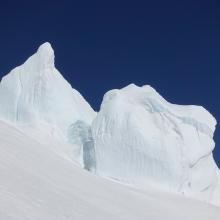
{"left": 0, "top": 43, "right": 96, "bottom": 165}
{"left": 0, "top": 42, "right": 219, "bottom": 206}
{"left": 92, "top": 84, "right": 220, "bottom": 205}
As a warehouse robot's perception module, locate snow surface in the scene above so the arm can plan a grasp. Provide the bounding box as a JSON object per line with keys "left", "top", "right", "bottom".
{"left": 92, "top": 84, "right": 220, "bottom": 205}
{"left": 0, "top": 42, "right": 219, "bottom": 214}
{"left": 0, "top": 120, "right": 220, "bottom": 220}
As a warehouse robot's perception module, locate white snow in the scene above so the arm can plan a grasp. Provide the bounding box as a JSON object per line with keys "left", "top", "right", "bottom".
{"left": 0, "top": 42, "right": 219, "bottom": 218}
{"left": 92, "top": 84, "right": 220, "bottom": 205}
{"left": 0, "top": 120, "right": 219, "bottom": 220}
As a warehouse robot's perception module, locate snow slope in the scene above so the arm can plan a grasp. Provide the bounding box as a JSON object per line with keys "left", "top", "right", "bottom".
{"left": 92, "top": 84, "right": 220, "bottom": 205}
{"left": 0, "top": 120, "right": 220, "bottom": 220}
{"left": 0, "top": 43, "right": 96, "bottom": 166}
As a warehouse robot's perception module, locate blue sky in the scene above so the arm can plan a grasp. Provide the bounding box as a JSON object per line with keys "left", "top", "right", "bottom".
{"left": 0, "top": 0, "right": 219, "bottom": 166}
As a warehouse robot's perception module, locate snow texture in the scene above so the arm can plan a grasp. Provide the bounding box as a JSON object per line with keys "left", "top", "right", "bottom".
{"left": 0, "top": 120, "right": 219, "bottom": 220}
{"left": 92, "top": 84, "right": 220, "bottom": 205}
{"left": 0, "top": 42, "right": 96, "bottom": 164}
{"left": 0, "top": 42, "right": 219, "bottom": 209}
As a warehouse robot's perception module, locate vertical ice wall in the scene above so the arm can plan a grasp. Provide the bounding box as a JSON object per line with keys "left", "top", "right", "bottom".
{"left": 0, "top": 43, "right": 96, "bottom": 165}
{"left": 92, "top": 84, "right": 220, "bottom": 205}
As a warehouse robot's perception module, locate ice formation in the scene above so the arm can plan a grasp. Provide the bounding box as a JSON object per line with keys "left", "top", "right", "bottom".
{"left": 0, "top": 42, "right": 96, "bottom": 164}
{"left": 0, "top": 42, "right": 219, "bottom": 206}
{"left": 92, "top": 84, "right": 220, "bottom": 205}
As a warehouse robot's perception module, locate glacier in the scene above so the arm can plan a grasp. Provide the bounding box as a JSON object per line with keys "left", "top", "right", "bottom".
{"left": 0, "top": 42, "right": 219, "bottom": 207}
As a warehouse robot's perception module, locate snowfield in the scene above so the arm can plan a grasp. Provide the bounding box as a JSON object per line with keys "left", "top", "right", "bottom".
{"left": 0, "top": 42, "right": 219, "bottom": 219}
{"left": 0, "top": 120, "right": 220, "bottom": 220}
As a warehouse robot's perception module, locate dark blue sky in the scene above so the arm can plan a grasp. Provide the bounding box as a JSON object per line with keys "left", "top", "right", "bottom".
{"left": 0, "top": 0, "right": 220, "bottom": 166}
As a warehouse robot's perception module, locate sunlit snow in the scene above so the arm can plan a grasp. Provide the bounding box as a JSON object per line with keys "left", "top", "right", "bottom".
{"left": 0, "top": 43, "right": 219, "bottom": 220}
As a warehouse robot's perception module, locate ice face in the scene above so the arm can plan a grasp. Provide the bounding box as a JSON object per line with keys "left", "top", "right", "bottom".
{"left": 67, "top": 120, "right": 96, "bottom": 171}
{"left": 92, "top": 84, "right": 220, "bottom": 205}
{"left": 0, "top": 43, "right": 219, "bottom": 206}
{"left": 0, "top": 42, "right": 96, "bottom": 164}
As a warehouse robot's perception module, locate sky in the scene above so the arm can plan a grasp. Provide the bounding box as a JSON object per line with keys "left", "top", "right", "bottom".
{"left": 0, "top": 0, "right": 220, "bottom": 166}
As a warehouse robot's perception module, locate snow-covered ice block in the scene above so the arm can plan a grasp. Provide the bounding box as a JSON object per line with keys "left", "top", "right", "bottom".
{"left": 92, "top": 84, "right": 220, "bottom": 205}
{"left": 0, "top": 42, "right": 96, "bottom": 164}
